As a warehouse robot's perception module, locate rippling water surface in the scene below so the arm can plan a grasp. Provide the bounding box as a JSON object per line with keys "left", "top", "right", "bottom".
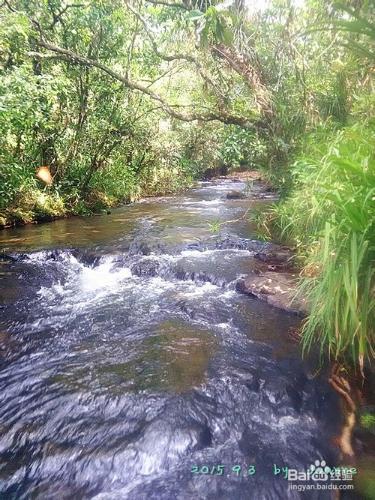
{"left": 0, "top": 180, "right": 340, "bottom": 499}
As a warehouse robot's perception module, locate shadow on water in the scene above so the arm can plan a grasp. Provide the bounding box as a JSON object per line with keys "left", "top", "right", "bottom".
{"left": 0, "top": 180, "right": 343, "bottom": 499}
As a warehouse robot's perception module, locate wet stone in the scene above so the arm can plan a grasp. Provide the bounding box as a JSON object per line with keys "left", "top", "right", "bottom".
{"left": 236, "top": 271, "right": 309, "bottom": 316}
{"left": 131, "top": 258, "right": 160, "bottom": 277}
{"left": 226, "top": 190, "right": 247, "bottom": 199}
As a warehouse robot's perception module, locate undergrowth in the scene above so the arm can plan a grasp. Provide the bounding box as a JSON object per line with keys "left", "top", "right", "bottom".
{"left": 261, "top": 123, "right": 375, "bottom": 371}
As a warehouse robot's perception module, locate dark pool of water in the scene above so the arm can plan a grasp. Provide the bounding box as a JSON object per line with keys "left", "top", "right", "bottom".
{"left": 0, "top": 180, "right": 341, "bottom": 499}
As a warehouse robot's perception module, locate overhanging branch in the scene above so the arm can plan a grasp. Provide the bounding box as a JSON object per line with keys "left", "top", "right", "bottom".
{"left": 145, "top": 0, "right": 189, "bottom": 10}
{"left": 35, "top": 39, "right": 256, "bottom": 128}
{"left": 125, "top": 2, "right": 225, "bottom": 100}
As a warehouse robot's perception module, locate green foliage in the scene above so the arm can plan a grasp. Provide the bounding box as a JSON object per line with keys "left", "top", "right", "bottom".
{"left": 187, "top": 5, "right": 235, "bottom": 47}
{"left": 273, "top": 123, "right": 375, "bottom": 368}
{"left": 315, "top": 72, "right": 349, "bottom": 124}
{"left": 4, "top": 186, "right": 66, "bottom": 224}
{"left": 0, "top": 65, "right": 66, "bottom": 207}
{"left": 208, "top": 219, "right": 221, "bottom": 234}
{"left": 0, "top": 0, "right": 226, "bottom": 225}
{"left": 220, "top": 126, "right": 268, "bottom": 169}
{"left": 333, "top": 2, "right": 375, "bottom": 60}
{"left": 360, "top": 412, "right": 375, "bottom": 430}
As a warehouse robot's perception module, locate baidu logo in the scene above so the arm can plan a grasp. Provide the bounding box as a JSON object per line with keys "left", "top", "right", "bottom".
{"left": 288, "top": 459, "right": 357, "bottom": 482}
{"left": 308, "top": 460, "right": 332, "bottom": 481}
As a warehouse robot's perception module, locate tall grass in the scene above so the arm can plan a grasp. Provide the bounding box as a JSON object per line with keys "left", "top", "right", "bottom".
{"left": 273, "top": 123, "right": 375, "bottom": 371}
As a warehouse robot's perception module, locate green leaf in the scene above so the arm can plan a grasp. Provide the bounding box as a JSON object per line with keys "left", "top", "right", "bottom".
{"left": 187, "top": 9, "right": 204, "bottom": 21}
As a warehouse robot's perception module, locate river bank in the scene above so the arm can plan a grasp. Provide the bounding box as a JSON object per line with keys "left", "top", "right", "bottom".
{"left": 0, "top": 180, "right": 193, "bottom": 230}
{"left": 0, "top": 170, "right": 266, "bottom": 231}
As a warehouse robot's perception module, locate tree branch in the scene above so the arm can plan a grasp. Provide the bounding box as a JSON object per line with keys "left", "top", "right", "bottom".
{"left": 145, "top": 0, "right": 189, "bottom": 10}
{"left": 125, "top": 16, "right": 139, "bottom": 80}
{"left": 125, "top": 2, "right": 227, "bottom": 104}
{"left": 126, "top": 2, "right": 195, "bottom": 64}
{"left": 212, "top": 43, "right": 273, "bottom": 115}
{"left": 35, "top": 39, "right": 255, "bottom": 128}
{"left": 48, "top": 3, "right": 85, "bottom": 30}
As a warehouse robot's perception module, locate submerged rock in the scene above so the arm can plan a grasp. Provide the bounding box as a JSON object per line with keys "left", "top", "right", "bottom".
{"left": 226, "top": 190, "right": 246, "bottom": 199}
{"left": 131, "top": 258, "right": 160, "bottom": 277}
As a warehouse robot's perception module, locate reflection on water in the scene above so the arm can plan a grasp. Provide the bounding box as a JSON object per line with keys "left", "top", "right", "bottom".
{"left": 0, "top": 182, "right": 263, "bottom": 252}
{"left": 0, "top": 180, "right": 341, "bottom": 499}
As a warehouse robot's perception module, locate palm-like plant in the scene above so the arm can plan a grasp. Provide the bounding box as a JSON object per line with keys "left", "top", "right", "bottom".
{"left": 332, "top": 2, "right": 375, "bottom": 60}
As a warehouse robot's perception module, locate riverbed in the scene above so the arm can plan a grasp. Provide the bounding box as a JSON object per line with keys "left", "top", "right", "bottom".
{"left": 0, "top": 179, "right": 341, "bottom": 499}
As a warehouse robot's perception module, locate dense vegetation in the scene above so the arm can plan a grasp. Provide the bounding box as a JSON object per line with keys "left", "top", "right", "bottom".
{"left": 0, "top": 0, "right": 374, "bottom": 369}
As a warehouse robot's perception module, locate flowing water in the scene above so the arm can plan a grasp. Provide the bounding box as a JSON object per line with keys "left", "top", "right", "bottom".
{"left": 0, "top": 180, "right": 341, "bottom": 499}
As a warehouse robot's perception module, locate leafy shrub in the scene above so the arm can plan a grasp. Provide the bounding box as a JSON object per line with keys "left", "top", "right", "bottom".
{"left": 5, "top": 186, "right": 66, "bottom": 224}
{"left": 219, "top": 126, "right": 268, "bottom": 169}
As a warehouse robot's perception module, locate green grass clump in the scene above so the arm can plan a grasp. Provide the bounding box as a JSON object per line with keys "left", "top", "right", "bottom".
{"left": 273, "top": 123, "right": 375, "bottom": 370}
{"left": 360, "top": 413, "right": 375, "bottom": 430}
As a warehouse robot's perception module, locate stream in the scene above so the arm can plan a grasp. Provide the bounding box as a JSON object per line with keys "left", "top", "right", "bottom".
{"left": 0, "top": 179, "right": 342, "bottom": 499}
